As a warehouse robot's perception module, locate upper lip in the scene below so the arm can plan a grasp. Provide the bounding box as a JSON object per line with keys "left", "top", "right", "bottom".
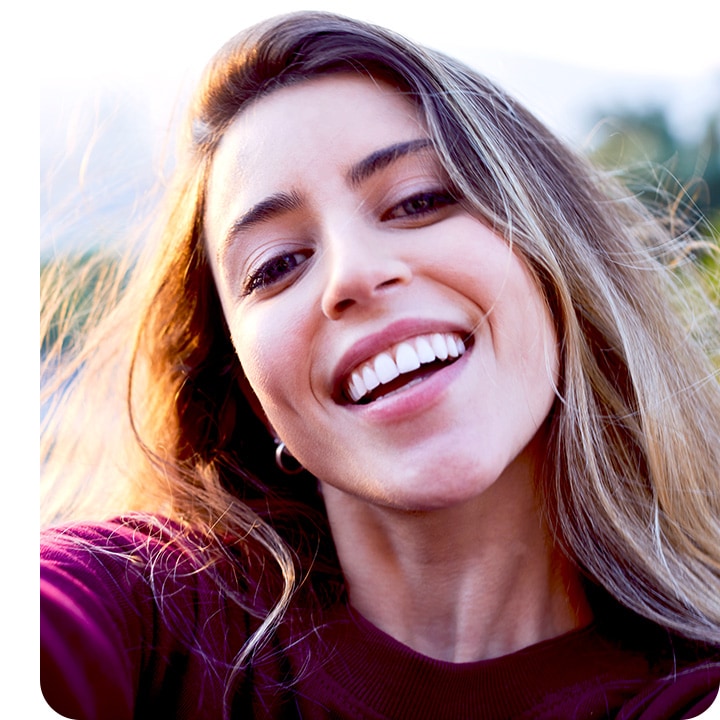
{"left": 331, "top": 318, "right": 473, "bottom": 402}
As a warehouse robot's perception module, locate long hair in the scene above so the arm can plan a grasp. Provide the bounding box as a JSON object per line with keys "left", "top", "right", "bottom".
{"left": 42, "top": 9, "right": 720, "bottom": 671}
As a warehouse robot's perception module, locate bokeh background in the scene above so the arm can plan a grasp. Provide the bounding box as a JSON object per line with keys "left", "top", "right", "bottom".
{"left": 40, "top": 0, "right": 720, "bottom": 259}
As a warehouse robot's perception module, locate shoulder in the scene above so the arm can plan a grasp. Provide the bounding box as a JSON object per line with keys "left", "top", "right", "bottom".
{"left": 615, "top": 646, "right": 720, "bottom": 719}
{"left": 41, "top": 513, "right": 250, "bottom": 600}
{"left": 594, "top": 624, "right": 720, "bottom": 720}
{"left": 524, "top": 614, "right": 720, "bottom": 720}
{"left": 40, "top": 512, "right": 256, "bottom": 621}
{"left": 41, "top": 513, "right": 192, "bottom": 561}
{"left": 572, "top": 588, "right": 720, "bottom": 719}
{"left": 41, "top": 515, "right": 211, "bottom": 620}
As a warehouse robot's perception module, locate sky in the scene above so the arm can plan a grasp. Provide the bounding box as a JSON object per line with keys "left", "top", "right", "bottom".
{"left": 38, "top": 0, "right": 720, "bottom": 145}
{"left": 38, "top": 0, "right": 720, "bottom": 79}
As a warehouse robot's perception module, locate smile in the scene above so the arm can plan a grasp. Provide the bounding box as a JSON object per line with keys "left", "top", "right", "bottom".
{"left": 343, "top": 332, "right": 467, "bottom": 404}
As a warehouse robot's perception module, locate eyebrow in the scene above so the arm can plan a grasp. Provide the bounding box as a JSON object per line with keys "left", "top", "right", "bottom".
{"left": 218, "top": 190, "right": 303, "bottom": 263}
{"left": 347, "top": 138, "right": 433, "bottom": 187}
{"left": 227, "top": 190, "right": 304, "bottom": 236}
{"left": 219, "top": 137, "right": 434, "bottom": 260}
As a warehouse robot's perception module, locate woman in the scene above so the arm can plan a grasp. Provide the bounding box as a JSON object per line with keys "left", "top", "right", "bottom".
{"left": 40, "top": 11, "right": 720, "bottom": 719}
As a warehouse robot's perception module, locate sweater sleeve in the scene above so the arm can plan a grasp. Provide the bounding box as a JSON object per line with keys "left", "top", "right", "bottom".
{"left": 40, "top": 518, "right": 253, "bottom": 720}
{"left": 40, "top": 522, "right": 150, "bottom": 719}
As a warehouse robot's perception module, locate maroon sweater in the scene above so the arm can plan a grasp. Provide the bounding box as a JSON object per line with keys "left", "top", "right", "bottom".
{"left": 40, "top": 518, "right": 720, "bottom": 719}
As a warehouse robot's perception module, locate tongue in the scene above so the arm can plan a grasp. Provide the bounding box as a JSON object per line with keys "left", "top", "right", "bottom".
{"left": 359, "top": 359, "right": 451, "bottom": 404}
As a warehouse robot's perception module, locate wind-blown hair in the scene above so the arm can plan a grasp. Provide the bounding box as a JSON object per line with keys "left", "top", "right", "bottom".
{"left": 42, "top": 9, "right": 720, "bottom": 672}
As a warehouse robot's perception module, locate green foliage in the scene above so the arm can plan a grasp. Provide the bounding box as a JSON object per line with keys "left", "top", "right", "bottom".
{"left": 698, "top": 220, "right": 720, "bottom": 307}
{"left": 40, "top": 249, "right": 130, "bottom": 359}
{"left": 589, "top": 106, "right": 720, "bottom": 304}
{"left": 589, "top": 107, "right": 720, "bottom": 227}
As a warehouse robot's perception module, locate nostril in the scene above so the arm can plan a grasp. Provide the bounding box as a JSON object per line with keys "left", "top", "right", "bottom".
{"left": 331, "top": 276, "right": 400, "bottom": 317}
{"left": 378, "top": 277, "right": 402, "bottom": 290}
{"left": 321, "top": 258, "right": 412, "bottom": 320}
{"left": 333, "top": 298, "right": 355, "bottom": 314}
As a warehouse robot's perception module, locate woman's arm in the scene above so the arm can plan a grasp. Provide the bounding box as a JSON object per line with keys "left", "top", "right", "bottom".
{"left": 41, "top": 555, "right": 138, "bottom": 718}
{"left": 40, "top": 522, "right": 152, "bottom": 719}
{"left": 40, "top": 518, "right": 249, "bottom": 719}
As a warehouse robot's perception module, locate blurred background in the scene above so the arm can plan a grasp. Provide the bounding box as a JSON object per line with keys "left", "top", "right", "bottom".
{"left": 40, "top": 0, "right": 720, "bottom": 257}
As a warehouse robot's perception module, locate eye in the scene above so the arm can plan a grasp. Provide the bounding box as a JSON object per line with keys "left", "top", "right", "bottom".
{"left": 243, "top": 250, "right": 311, "bottom": 295}
{"left": 382, "top": 190, "right": 457, "bottom": 222}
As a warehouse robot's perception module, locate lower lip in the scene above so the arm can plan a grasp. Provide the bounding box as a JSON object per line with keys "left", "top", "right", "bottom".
{"left": 345, "top": 348, "right": 471, "bottom": 423}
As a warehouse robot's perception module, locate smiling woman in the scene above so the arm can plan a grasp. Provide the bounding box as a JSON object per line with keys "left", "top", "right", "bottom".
{"left": 40, "top": 11, "right": 720, "bottom": 720}
{"left": 204, "top": 75, "right": 560, "bottom": 514}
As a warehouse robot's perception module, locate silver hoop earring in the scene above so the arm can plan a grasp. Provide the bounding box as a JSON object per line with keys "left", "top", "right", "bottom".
{"left": 274, "top": 440, "right": 304, "bottom": 475}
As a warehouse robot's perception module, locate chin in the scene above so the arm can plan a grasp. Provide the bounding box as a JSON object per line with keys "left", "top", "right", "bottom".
{"left": 377, "top": 465, "right": 505, "bottom": 513}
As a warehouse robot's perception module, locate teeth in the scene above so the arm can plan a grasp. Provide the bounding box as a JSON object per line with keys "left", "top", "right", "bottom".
{"left": 374, "top": 352, "right": 399, "bottom": 384}
{"left": 431, "top": 333, "right": 449, "bottom": 361}
{"left": 344, "top": 332, "right": 467, "bottom": 403}
{"left": 415, "top": 337, "right": 435, "bottom": 363}
{"left": 395, "top": 342, "right": 421, "bottom": 373}
{"left": 348, "top": 373, "right": 366, "bottom": 403}
{"left": 361, "top": 365, "right": 380, "bottom": 392}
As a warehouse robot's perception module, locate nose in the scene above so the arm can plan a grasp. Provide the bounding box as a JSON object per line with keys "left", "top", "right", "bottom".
{"left": 320, "top": 229, "right": 412, "bottom": 320}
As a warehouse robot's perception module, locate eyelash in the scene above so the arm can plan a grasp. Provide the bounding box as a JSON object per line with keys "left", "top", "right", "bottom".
{"left": 243, "top": 251, "right": 310, "bottom": 295}
{"left": 242, "top": 189, "right": 457, "bottom": 295}
{"left": 382, "top": 189, "right": 457, "bottom": 222}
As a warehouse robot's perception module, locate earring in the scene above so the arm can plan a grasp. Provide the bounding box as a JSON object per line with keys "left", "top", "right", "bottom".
{"left": 274, "top": 440, "right": 304, "bottom": 475}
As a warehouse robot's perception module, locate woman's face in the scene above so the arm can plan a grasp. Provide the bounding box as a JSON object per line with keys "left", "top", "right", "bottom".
{"left": 205, "top": 75, "right": 559, "bottom": 511}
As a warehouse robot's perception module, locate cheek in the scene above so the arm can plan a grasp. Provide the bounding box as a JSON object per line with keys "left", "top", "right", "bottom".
{"left": 228, "top": 306, "right": 309, "bottom": 422}
{"left": 515, "top": 292, "right": 559, "bottom": 415}
{"left": 484, "top": 256, "right": 558, "bottom": 408}
{"left": 525, "top": 319, "right": 559, "bottom": 415}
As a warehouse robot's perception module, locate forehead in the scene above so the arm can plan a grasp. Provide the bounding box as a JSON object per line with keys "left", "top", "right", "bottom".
{"left": 223, "top": 72, "right": 420, "bottom": 144}
{"left": 206, "top": 74, "right": 425, "bottom": 195}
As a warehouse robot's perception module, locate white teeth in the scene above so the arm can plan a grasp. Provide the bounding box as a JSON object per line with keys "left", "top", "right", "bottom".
{"left": 415, "top": 336, "right": 435, "bottom": 363}
{"left": 430, "top": 333, "right": 449, "bottom": 361}
{"left": 361, "top": 365, "right": 380, "bottom": 392}
{"left": 374, "top": 352, "right": 400, "bottom": 384}
{"left": 348, "top": 373, "right": 367, "bottom": 403}
{"left": 395, "top": 342, "right": 421, "bottom": 373}
{"left": 344, "top": 332, "right": 468, "bottom": 403}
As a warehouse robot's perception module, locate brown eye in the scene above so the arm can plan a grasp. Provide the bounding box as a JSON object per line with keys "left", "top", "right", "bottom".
{"left": 383, "top": 190, "right": 457, "bottom": 221}
{"left": 244, "top": 251, "right": 310, "bottom": 295}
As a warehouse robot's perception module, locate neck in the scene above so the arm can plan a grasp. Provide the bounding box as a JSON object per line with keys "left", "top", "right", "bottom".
{"left": 322, "top": 467, "right": 592, "bottom": 663}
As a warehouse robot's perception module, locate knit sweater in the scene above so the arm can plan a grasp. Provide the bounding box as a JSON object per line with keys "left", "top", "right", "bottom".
{"left": 40, "top": 517, "right": 720, "bottom": 719}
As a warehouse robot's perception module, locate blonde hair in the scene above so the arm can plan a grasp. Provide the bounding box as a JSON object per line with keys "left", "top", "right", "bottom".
{"left": 42, "top": 10, "right": 720, "bottom": 676}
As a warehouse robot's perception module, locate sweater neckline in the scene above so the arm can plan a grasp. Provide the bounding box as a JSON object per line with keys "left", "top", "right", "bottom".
{"left": 309, "top": 602, "right": 651, "bottom": 720}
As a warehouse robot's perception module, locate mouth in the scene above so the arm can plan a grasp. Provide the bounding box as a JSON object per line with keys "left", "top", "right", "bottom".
{"left": 340, "top": 332, "right": 470, "bottom": 405}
